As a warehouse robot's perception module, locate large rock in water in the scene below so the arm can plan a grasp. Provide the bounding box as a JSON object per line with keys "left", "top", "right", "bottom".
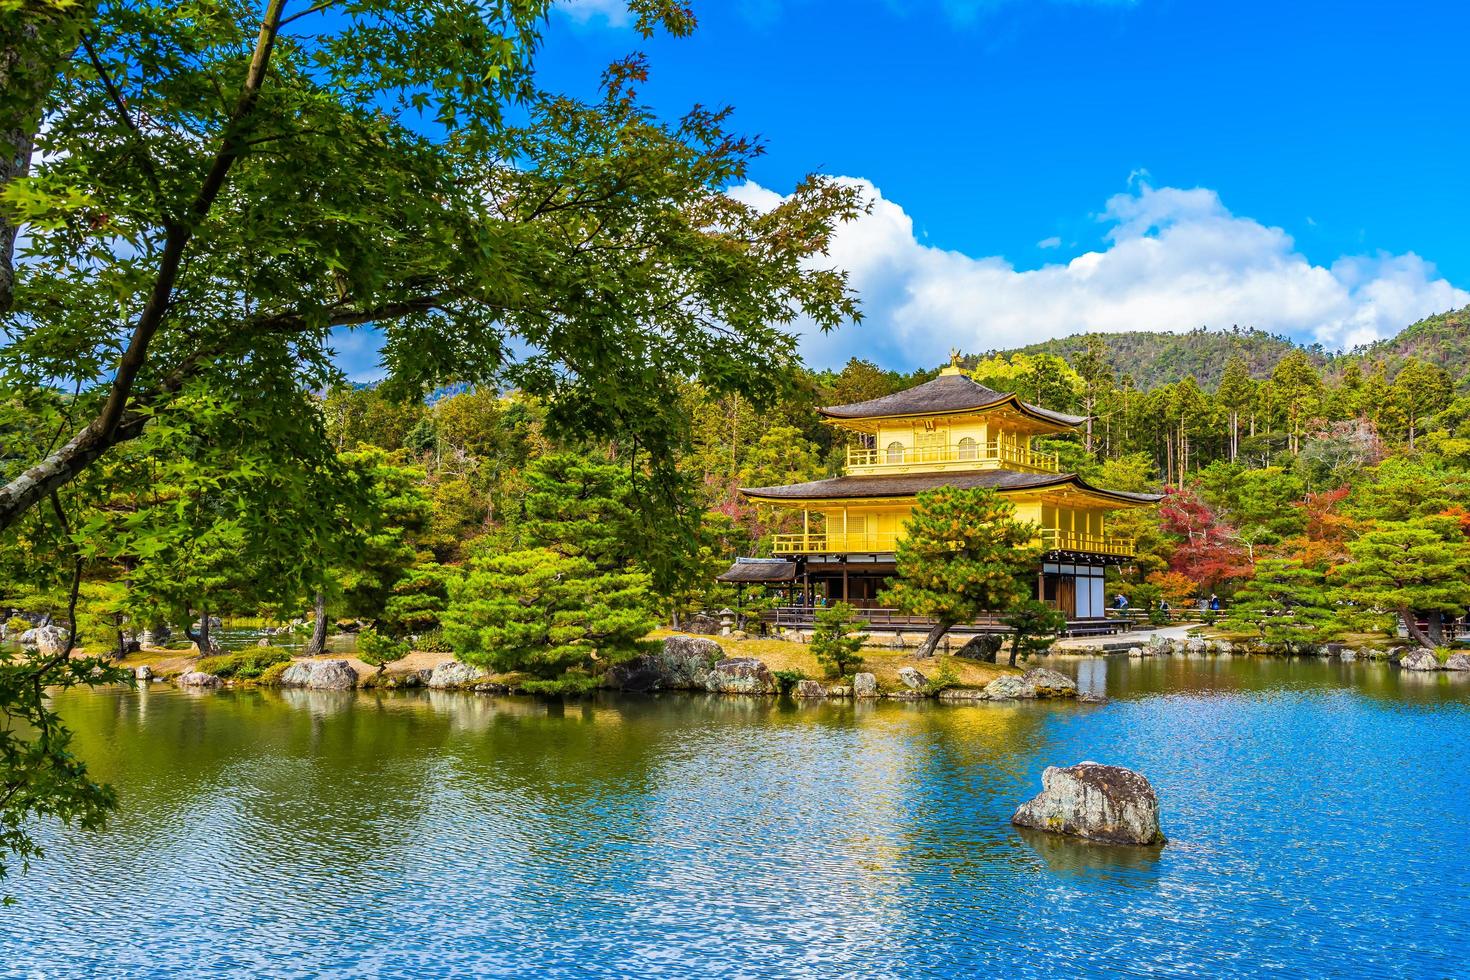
{"left": 983, "top": 674, "right": 1031, "bottom": 700}
{"left": 1399, "top": 649, "right": 1441, "bottom": 671}
{"left": 793, "top": 678, "right": 827, "bottom": 699}
{"left": 852, "top": 672, "right": 878, "bottom": 698}
{"left": 1012, "top": 762, "right": 1165, "bottom": 845}
{"left": 177, "top": 671, "right": 222, "bottom": 688}
{"left": 280, "top": 659, "right": 358, "bottom": 690}
{"left": 605, "top": 636, "right": 724, "bottom": 692}
{"left": 704, "top": 657, "right": 775, "bottom": 694}
{"left": 1443, "top": 653, "right": 1470, "bottom": 672}
{"left": 1023, "top": 668, "right": 1078, "bottom": 698}
{"left": 427, "top": 660, "right": 490, "bottom": 689}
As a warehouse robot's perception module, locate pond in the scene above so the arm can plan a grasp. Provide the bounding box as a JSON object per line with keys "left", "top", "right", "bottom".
{"left": 3, "top": 655, "right": 1467, "bottom": 977}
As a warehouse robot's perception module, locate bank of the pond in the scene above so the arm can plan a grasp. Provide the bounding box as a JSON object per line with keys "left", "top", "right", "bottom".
{"left": 5, "top": 655, "right": 1468, "bottom": 978}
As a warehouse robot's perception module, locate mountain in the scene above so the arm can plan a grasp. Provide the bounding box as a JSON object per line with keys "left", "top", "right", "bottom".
{"left": 973, "top": 305, "right": 1470, "bottom": 390}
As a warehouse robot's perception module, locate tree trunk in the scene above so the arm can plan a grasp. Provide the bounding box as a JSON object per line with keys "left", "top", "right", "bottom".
{"left": 185, "top": 609, "right": 218, "bottom": 656}
{"left": 1400, "top": 607, "right": 1432, "bottom": 648}
{"left": 1426, "top": 610, "right": 1443, "bottom": 646}
{"left": 1008, "top": 633, "right": 1021, "bottom": 667}
{"left": 914, "top": 618, "right": 954, "bottom": 659}
{"left": 305, "top": 591, "right": 328, "bottom": 656}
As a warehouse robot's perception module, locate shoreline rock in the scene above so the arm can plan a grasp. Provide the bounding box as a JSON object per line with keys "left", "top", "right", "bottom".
{"left": 1012, "top": 762, "right": 1165, "bottom": 845}
{"left": 704, "top": 657, "right": 776, "bottom": 695}
{"left": 1399, "top": 649, "right": 1441, "bottom": 672}
{"left": 606, "top": 636, "right": 724, "bottom": 692}
{"left": 427, "top": 660, "right": 489, "bottom": 689}
{"left": 280, "top": 659, "right": 358, "bottom": 691}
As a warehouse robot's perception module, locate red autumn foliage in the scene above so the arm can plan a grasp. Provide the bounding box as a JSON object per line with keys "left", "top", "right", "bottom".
{"left": 1157, "top": 487, "right": 1253, "bottom": 590}
{"left": 1281, "top": 486, "right": 1356, "bottom": 571}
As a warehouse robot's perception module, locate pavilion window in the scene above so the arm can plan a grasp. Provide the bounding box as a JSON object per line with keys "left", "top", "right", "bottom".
{"left": 886, "top": 441, "right": 905, "bottom": 464}
{"left": 956, "top": 436, "right": 978, "bottom": 460}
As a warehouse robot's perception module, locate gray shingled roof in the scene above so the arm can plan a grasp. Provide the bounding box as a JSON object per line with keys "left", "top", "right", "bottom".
{"left": 716, "top": 560, "right": 798, "bottom": 583}
{"left": 740, "top": 469, "right": 1163, "bottom": 504}
{"left": 819, "top": 372, "right": 1087, "bottom": 427}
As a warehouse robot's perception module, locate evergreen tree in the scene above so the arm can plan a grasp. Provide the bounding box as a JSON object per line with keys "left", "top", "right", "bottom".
{"left": 1002, "top": 600, "right": 1066, "bottom": 666}
{"left": 1390, "top": 358, "right": 1453, "bottom": 450}
{"left": 1334, "top": 515, "right": 1470, "bottom": 647}
{"left": 444, "top": 548, "right": 656, "bottom": 693}
{"left": 1223, "top": 559, "right": 1338, "bottom": 653}
{"left": 879, "top": 487, "right": 1039, "bottom": 658}
{"left": 1270, "top": 351, "right": 1325, "bottom": 455}
{"left": 810, "top": 602, "right": 867, "bottom": 678}
{"left": 520, "top": 453, "right": 634, "bottom": 570}
{"left": 1216, "top": 355, "right": 1254, "bottom": 463}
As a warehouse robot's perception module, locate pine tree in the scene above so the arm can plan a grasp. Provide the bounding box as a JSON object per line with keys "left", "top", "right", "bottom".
{"left": 879, "top": 487, "right": 1039, "bottom": 658}
{"left": 810, "top": 602, "right": 867, "bottom": 678}
{"left": 1002, "top": 599, "right": 1066, "bottom": 666}
{"left": 1271, "top": 351, "right": 1325, "bottom": 456}
{"left": 1334, "top": 515, "right": 1470, "bottom": 647}
{"left": 444, "top": 547, "right": 656, "bottom": 693}
{"left": 1223, "top": 559, "right": 1338, "bottom": 653}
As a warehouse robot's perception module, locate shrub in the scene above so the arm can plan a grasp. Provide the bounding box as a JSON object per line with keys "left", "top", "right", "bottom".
{"left": 772, "top": 668, "right": 806, "bottom": 695}
{"left": 924, "top": 656, "right": 960, "bottom": 694}
{"left": 810, "top": 602, "right": 866, "bottom": 678}
{"left": 412, "top": 628, "right": 453, "bottom": 653}
{"left": 256, "top": 660, "right": 292, "bottom": 685}
{"left": 357, "top": 627, "right": 410, "bottom": 670}
{"left": 196, "top": 648, "right": 291, "bottom": 679}
{"left": 519, "top": 673, "right": 601, "bottom": 697}
{"left": 6, "top": 616, "right": 31, "bottom": 634}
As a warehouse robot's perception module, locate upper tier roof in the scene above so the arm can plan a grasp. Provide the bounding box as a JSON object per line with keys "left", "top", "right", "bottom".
{"left": 819, "top": 372, "right": 1087, "bottom": 427}
{"left": 741, "top": 469, "right": 1163, "bottom": 504}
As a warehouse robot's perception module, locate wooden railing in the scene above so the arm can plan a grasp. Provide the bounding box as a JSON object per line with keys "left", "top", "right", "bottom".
{"left": 846, "top": 440, "right": 1058, "bottom": 474}
{"left": 764, "top": 605, "right": 1122, "bottom": 636}
{"left": 1039, "top": 529, "right": 1134, "bottom": 557}
{"left": 773, "top": 528, "right": 1133, "bottom": 557}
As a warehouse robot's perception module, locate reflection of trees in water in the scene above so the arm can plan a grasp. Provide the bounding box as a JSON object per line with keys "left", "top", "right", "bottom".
{"left": 1013, "top": 826, "right": 1163, "bottom": 886}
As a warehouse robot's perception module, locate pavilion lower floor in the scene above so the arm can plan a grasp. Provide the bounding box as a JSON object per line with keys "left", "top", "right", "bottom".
{"left": 753, "top": 553, "right": 1118, "bottom": 623}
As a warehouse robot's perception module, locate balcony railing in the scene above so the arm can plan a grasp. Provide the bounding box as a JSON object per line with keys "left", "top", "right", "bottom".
{"left": 772, "top": 531, "right": 899, "bottom": 555}
{"left": 1040, "top": 529, "right": 1135, "bottom": 557}
{"left": 846, "top": 440, "right": 1058, "bottom": 473}
{"left": 773, "top": 528, "right": 1134, "bottom": 557}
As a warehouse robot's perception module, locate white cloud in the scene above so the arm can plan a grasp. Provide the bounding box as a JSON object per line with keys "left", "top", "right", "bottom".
{"left": 555, "top": 0, "right": 630, "bottom": 28}
{"left": 731, "top": 177, "right": 1469, "bottom": 370}
{"left": 1037, "top": 236, "right": 1061, "bottom": 249}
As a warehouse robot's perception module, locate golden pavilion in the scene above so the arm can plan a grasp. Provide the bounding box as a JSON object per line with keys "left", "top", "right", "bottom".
{"left": 731, "top": 356, "right": 1160, "bottom": 628}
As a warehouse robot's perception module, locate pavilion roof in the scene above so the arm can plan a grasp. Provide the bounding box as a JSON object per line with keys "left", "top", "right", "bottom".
{"left": 740, "top": 469, "right": 1162, "bottom": 505}
{"left": 819, "top": 372, "right": 1086, "bottom": 428}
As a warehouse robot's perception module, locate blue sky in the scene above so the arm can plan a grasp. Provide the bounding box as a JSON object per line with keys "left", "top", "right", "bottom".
{"left": 340, "top": 0, "right": 1470, "bottom": 377}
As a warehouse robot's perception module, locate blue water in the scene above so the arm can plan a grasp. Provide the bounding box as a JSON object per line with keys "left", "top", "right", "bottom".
{"left": 2, "top": 656, "right": 1467, "bottom": 978}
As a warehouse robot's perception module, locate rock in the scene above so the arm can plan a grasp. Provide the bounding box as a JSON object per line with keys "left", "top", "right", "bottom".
{"left": 427, "top": 660, "right": 490, "bottom": 689}
{"left": 606, "top": 636, "right": 724, "bottom": 692}
{"left": 955, "top": 634, "right": 1002, "bottom": 662}
{"left": 1339, "top": 649, "right": 1357, "bottom": 663}
{"left": 897, "top": 666, "right": 928, "bottom": 690}
{"left": 1185, "top": 638, "right": 1206, "bottom": 654}
{"left": 1126, "top": 646, "right": 1144, "bottom": 659}
{"left": 473, "top": 682, "right": 510, "bottom": 694}
{"left": 681, "top": 613, "right": 722, "bottom": 635}
{"left": 32, "top": 624, "right": 69, "bottom": 655}
{"left": 177, "top": 671, "right": 222, "bottom": 688}
{"left": 1215, "top": 640, "right": 1234, "bottom": 655}
{"left": 1011, "top": 762, "right": 1165, "bottom": 845}
{"left": 827, "top": 685, "right": 852, "bottom": 698}
{"left": 1443, "top": 653, "right": 1470, "bottom": 671}
{"left": 1399, "top": 649, "right": 1441, "bottom": 672}
{"left": 134, "top": 665, "right": 153, "bottom": 681}
{"left": 704, "top": 657, "right": 776, "bottom": 695}
{"left": 982, "top": 674, "right": 1031, "bottom": 700}
{"left": 280, "top": 659, "right": 358, "bottom": 690}
{"left": 937, "top": 687, "right": 987, "bottom": 702}
{"left": 1023, "top": 668, "right": 1078, "bottom": 699}
{"left": 793, "top": 679, "right": 827, "bottom": 698}
{"left": 852, "top": 672, "right": 878, "bottom": 698}
{"left": 1078, "top": 692, "right": 1108, "bottom": 704}
{"left": 256, "top": 637, "right": 272, "bottom": 647}
{"left": 883, "top": 690, "right": 930, "bottom": 700}
{"left": 729, "top": 630, "right": 749, "bottom": 641}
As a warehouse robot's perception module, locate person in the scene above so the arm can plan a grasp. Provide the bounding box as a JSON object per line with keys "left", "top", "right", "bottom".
{"left": 1159, "top": 598, "right": 1170, "bottom": 614}
{"left": 1209, "top": 593, "right": 1220, "bottom": 612}
{"left": 1113, "top": 593, "right": 1129, "bottom": 611}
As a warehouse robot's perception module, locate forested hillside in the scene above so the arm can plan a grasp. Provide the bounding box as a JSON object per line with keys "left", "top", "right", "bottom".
{"left": 977, "top": 305, "right": 1470, "bottom": 390}
{"left": 984, "top": 326, "right": 1313, "bottom": 389}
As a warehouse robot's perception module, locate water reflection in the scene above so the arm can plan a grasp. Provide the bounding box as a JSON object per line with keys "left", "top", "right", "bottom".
{"left": 3, "top": 658, "right": 1467, "bottom": 978}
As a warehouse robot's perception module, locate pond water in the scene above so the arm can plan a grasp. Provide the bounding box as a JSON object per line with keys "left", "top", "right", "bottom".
{"left": 3, "top": 656, "right": 1468, "bottom": 978}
